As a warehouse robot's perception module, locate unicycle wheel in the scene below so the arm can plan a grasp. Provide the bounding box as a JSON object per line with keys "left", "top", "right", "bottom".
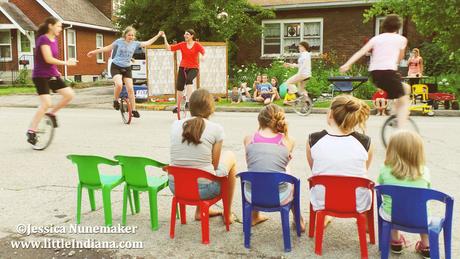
{"left": 293, "top": 96, "right": 313, "bottom": 116}
{"left": 120, "top": 98, "right": 132, "bottom": 124}
{"left": 33, "top": 114, "right": 55, "bottom": 150}
{"left": 381, "top": 115, "right": 419, "bottom": 147}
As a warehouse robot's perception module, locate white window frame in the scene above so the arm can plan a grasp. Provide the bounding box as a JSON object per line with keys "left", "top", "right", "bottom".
{"left": 96, "top": 33, "right": 104, "bottom": 63}
{"left": 261, "top": 18, "right": 323, "bottom": 58}
{"left": 375, "top": 17, "right": 403, "bottom": 35}
{"left": 0, "top": 30, "right": 12, "bottom": 62}
{"left": 17, "top": 31, "right": 35, "bottom": 54}
{"left": 67, "top": 29, "right": 77, "bottom": 60}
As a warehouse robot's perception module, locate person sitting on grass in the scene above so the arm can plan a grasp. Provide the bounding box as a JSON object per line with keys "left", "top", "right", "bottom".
{"left": 239, "top": 82, "right": 252, "bottom": 102}
{"left": 271, "top": 77, "right": 281, "bottom": 100}
{"left": 283, "top": 84, "right": 298, "bottom": 106}
{"left": 254, "top": 74, "right": 274, "bottom": 105}
{"left": 372, "top": 88, "right": 389, "bottom": 116}
{"left": 230, "top": 86, "right": 241, "bottom": 104}
{"left": 243, "top": 104, "right": 306, "bottom": 231}
{"left": 253, "top": 74, "right": 262, "bottom": 90}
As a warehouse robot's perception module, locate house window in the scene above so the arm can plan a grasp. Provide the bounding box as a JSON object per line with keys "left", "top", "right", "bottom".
{"left": 67, "top": 29, "right": 77, "bottom": 59}
{"left": 375, "top": 17, "right": 403, "bottom": 35}
{"left": 96, "top": 33, "right": 104, "bottom": 63}
{"left": 0, "top": 30, "right": 12, "bottom": 61}
{"left": 19, "top": 32, "right": 34, "bottom": 53}
{"left": 262, "top": 19, "right": 323, "bottom": 57}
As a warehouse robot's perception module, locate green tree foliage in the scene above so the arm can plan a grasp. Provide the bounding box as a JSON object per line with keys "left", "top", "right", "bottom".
{"left": 363, "top": 0, "right": 460, "bottom": 75}
{"left": 115, "top": 0, "right": 274, "bottom": 65}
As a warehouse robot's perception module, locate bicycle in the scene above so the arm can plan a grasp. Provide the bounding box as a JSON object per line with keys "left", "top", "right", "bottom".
{"left": 176, "top": 92, "right": 188, "bottom": 120}
{"left": 32, "top": 113, "right": 56, "bottom": 150}
{"left": 119, "top": 87, "right": 132, "bottom": 124}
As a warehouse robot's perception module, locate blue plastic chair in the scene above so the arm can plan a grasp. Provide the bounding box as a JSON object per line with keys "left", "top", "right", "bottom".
{"left": 237, "top": 172, "right": 301, "bottom": 252}
{"left": 375, "top": 185, "right": 454, "bottom": 259}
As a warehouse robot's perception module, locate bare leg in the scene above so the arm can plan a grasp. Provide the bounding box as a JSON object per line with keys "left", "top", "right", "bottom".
{"left": 176, "top": 90, "right": 183, "bottom": 107}
{"left": 50, "top": 87, "right": 75, "bottom": 114}
{"left": 394, "top": 83, "right": 411, "bottom": 127}
{"left": 30, "top": 95, "right": 52, "bottom": 131}
{"left": 113, "top": 75, "right": 123, "bottom": 101}
{"left": 185, "top": 84, "right": 194, "bottom": 103}
{"left": 124, "top": 78, "right": 136, "bottom": 110}
{"left": 391, "top": 229, "right": 400, "bottom": 241}
{"left": 420, "top": 234, "right": 429, "bottom": 247}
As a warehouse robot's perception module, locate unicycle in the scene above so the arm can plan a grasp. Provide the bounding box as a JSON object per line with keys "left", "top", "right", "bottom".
{"left": 293, "top": 94, "right": 313, "bottom": 116}
{"left": 381, "top": 115, "right": 419, "bottom": 147}
{"left": 33, "top": 114, "right": 55, "bottom": 150}
{"left": 119, "top": 89, "right": 132, "bottom": 124}
{"left": 176, "top": 93, "right": 188, "bottom": 120}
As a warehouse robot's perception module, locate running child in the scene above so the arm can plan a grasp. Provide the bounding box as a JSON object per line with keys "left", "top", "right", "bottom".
{"left": 87, "top": 27, "right": 164, "bottom": 118}
{"left": 340, "top": 14, "right": 409, "bottom": 127}
{"left": 27, "top": 17, "right": 77, "bottom": 145}
{"left": 162, "top": 29, "right": 205, "bottom": 113}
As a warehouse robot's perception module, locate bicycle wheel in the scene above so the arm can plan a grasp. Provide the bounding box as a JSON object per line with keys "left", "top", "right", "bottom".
{"left": 33, "top": 114, "right": 55, "bottom": 150}
{"left": 293, "top": 95, "right": 313, "bottom": 116}
{"left": 120, "top": 98, "right": 132, "bottom": 124}
{"left": 381, "top": 115, "right": 419, "bottom": 148}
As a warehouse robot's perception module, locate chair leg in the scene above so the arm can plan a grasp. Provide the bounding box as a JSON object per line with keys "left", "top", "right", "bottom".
{"left": 170, "top": 198, "right": 177, "bottom": 239}
{"left": 221, "top": 193, "right": 230, "bottom": 231}
{"left": 127, "top": 187, "right": 134, "bottom": 215}
{"left": 378, "top": 214, "right": 383, "bottom": 251}
{"left": 380, "top": 222, "right": 392, "bottom": 259}
{"left": 243, "top": 203, "right": 252, "bottom": 249}
{"left": 76, "top": 184, "right": 82, "bottom": 224}
{"left": 443, "top": 223, "right": 452, "bottom": 259}
{"left": 357, "top": 214, "right": 369, "bottom": 259}
{"left": 308, "top": 204, "right": 316, "bottom": 238}
{"left": 179, "top": 204, "right": 187, "bottom": 224}
{"left": 367, "top": 209, "right": 375, "bottom": 244}
{"left": 102, "top": 188, "right": 113, "bottom": 226}
{"left": 133, "top": 190, "right": 140, "bottom": 213}
{"left": 122, "top": 185, "right": 128, "bottom": 226}
{"left": 314, "top": 212, "right": 326, "bottom": 255}
{"left": 87, "top": 188, "right": 96, "bottom": 211}
{"left": 428, "top": 230, "right": 440, "bottom": 259}
{"left": 148, "top": 190, "right": 159, "bottom": 231}
{"left": 200, "top": 204, "right": 210, "bottom": 244}
{"left": 281, "top": 207, "right": 292, "bottom": 252}
{"left": 294, "top": 198, "right": 301, "bottom": 237}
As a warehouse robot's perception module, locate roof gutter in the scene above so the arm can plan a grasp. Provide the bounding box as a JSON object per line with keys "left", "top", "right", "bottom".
{"left": 259, "top": 0, "right": 377, "bottom": 11}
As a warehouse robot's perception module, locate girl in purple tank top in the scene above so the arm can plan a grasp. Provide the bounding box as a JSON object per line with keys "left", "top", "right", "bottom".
{"left": 26, "top": 17, "right": 78, "bottom": 146}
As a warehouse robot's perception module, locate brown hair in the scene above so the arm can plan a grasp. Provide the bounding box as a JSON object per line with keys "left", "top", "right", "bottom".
{"left": 258, "top": 104, "right": 288, "bottom": 136}
{"left": 385, "top": 130, "right": 425, "bottom": 180}
{"left": 122, "top": 26, "right": 136, "bottom": 38}
{"left": 186, "top": 29, "right": 196, "bottom": 40}
{"left": 182, "top": 89, "right": 215, "bottom": 145}
{"left": 299, "top": 41, "right": 310, "bottom": 51}
{"left": 330, "top": 95, "right": 370, "bottom": 133}
{"left": 382, "top": 14, "right": 402, "bottom": 33}
{"left": 271, "top": 77, "right": 278, "bottom": 88}
{"left": 37, "top": 17, "right": 60, "bottom": 37}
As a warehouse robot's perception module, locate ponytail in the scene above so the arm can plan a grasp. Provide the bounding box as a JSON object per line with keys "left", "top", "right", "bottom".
{"left": 181, "top": 89, "right": 215, "bottom": 145}
{"left": 37, "top": 17, "right": 60, "bottom": 37}
{"left": 330, "top": 95, "right": 370, "bottom": 133}
{"left": 258, "top": 104, "right": 288, "bottom": 136}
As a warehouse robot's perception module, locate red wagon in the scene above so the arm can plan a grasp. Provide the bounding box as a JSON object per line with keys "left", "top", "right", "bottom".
{"left": 428, "top": 93, "right": 459, "bottom": 110}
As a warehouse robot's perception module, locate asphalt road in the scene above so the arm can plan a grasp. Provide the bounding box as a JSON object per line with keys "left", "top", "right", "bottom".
{"left": 0, "top": 107, "right": 459, "bottom": 258}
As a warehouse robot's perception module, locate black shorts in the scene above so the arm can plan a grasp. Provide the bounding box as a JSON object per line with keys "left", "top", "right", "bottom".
{"left": 110, "top": 63, "right": 132, "bottom": 79}
{"left": 370, "top": 70, "right": 405, "bottom": 99}
{"left": 176, "top": 67, "right": 198, "bottom": 91}
{"left": 33, "top": 77, "right": 67, "bottom": 95}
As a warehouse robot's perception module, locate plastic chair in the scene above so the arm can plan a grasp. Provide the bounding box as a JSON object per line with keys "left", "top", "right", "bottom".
{"left": 375, "top": 185, "right": 454, "bottom": 259}
{"left": 114, "top": 155, "right": 169, "bottom": 231}
{"left": 411, "top": 84, "right": 429, "bottom": 103}
{"left": 165, "top": 165, "right": 230, "bottom": 244}
{"left": 308, "top": 175, "right": 375, "bottom": 258}
{"left": 331, "top": 81, "right": 353, "bottom": 96}
{"left": 67, "top": 154, "right": 132, "bottom": 226}
{"left": 237, "top": 172, "right": 301, "bottom": 252}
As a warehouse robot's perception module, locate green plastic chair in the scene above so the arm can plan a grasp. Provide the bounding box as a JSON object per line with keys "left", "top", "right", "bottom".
{"left": 114, "top": 155, "right": 170, "bottom": 231}
{"left": 67, "top": 154, "right": 133, "bottom": 226}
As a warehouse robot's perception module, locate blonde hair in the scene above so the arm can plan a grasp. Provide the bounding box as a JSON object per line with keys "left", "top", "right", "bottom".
{"left": 122, "top": 26, "right": 136, "bottom": 38}
{"left": 385, "top": 130, "right": 425, "bottom": 180}
{"left": 182, "top": 89, "right": 215, "bottom": 145}
{"left": 412, "top": 48, "right": 420, "bottom": 57}
{"left": 258, "top": 104, "right": 288, "bottom": 136}
{"left": 330, "top": 95, "right": 370, "bottom": 133}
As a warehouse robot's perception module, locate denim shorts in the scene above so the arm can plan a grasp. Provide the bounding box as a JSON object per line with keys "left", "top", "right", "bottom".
{"left": 169, "top": 180, "right": 221, "bottom": 200}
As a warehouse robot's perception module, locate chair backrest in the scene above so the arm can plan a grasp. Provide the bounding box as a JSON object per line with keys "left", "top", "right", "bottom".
{"left": 375, "top": 185, "right": 453, "bottom": 229}
{"left": 308, "top": 175, "right": 374, "bottom": 213}
{"left": 412, "top": 84, "right": 428, "bottom": 95}
{"left": 114, "top": 155, "right": 166, "bottom": 187}
{"left": 238, "top": 171, "right": 299, "bottom": 208}
{"left": 67, "top": 154, "right": 118, "bottom": 186}
{"left": 165, "top": 166, "right": 225, "bottom": 201}
{"left": 332, "top": 81, "right": 353, "bottom": 92}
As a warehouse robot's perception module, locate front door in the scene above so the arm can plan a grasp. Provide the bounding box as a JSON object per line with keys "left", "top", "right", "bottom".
{"left": 17, "top": 31, "right": 34, "bottom": 69}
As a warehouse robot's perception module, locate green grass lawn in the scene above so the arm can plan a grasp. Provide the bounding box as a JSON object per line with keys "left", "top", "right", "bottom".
{"left": 0, "top": 85, "right": 35, "bottom": 96}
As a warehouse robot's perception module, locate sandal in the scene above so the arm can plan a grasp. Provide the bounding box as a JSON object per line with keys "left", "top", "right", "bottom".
{"left": 391, "top": 234, "right": 407, "bottom": 254}
{"left": 415, "top": 241, "right": 430, "bottom": 258}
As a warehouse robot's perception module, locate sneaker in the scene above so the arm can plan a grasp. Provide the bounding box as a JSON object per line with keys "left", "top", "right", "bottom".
{"left": 45, "top": 113, "right": 58, "bottom": 128}
{"left": 113, "top": 100, "right": 120, "bottom": 110}
{"left": 391, "top": 235, "right": 406, "bottom": 254}
{"left": 415, "top": 241, "right": 430, "bottom": 258}
{"left": 172, "top": 106, "right": 178, "bottom": 114}
{"left": 132, "top": 110, "right": 140, "bottom": 118}
{"left": 26, "top": 130, "right": 37, "bottom": 145}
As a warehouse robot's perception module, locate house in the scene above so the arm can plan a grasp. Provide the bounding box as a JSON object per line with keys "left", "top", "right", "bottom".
{"left": 238, "top": 0, "right": 422, "bottom": 65}
{"left": 0, "top": 0, "right": 120, "bottom": 82}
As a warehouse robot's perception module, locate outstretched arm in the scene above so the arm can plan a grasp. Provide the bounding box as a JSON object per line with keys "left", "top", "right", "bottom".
{"left": 140, "top": 31, "right": 164, "bottom": 47}
{"left": 42, "top": 45, "right": 77, "bottom": 66}
{"left": 87, "top": 43, "right": 113, "bottom": 57}
{"left": 163, "top": 35, "right": 172, "bottom": 51}
{"left": 339, "top": 40, "right": 374, "bottom": 73}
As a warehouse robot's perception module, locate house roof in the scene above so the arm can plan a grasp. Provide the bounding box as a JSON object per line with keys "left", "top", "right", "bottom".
{"left": 0, "top": 2, "right": 37, "bottom": 31}
{"left": 248, "top": 0, "right": 375, "bottom": 9}
{"left": 40, "top": 0, "right": 114, "bottom": 31}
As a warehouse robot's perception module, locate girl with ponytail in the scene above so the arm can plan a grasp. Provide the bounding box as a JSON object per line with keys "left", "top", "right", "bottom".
{"left": 243, "top": 104, "right": 306, "bottom": 230}
{"left": 306, "top": 95, "right": 374, "bottom": 224}
{"left": 169, "top": 89, "right": 237, "bottom": 221}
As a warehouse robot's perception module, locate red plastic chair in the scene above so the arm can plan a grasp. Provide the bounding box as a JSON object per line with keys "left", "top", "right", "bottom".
{"left": 165, "top": 166, "right": 231, "bottom": 244}
{"left": 308, "top": 175, "right": 375, "bottom": 259}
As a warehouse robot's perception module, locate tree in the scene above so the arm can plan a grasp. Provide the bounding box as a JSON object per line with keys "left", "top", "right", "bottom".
{"left": 115, "top": 0, "right": 274, "bottom": 66}
{"left": 363, "top": 0, "right": 459, "bottom": 74}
